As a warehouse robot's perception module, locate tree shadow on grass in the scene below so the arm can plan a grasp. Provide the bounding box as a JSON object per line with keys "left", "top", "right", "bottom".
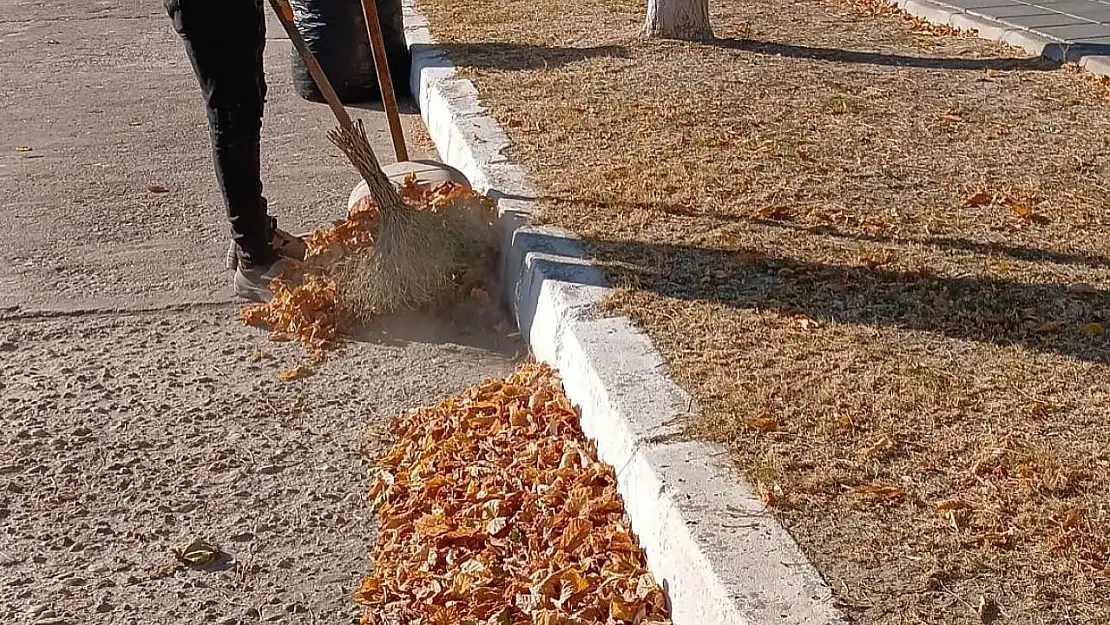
{"left": 706, "top": 37, "right": 1061, "bottom": 71}
{"left": 539, "top": 193, "right": 1110, "bottom": 270}
{"left": 410, "top": 42, "right": 631, "bottom": 71}
{"left": 752, "top": 218, "right": 1110, "bottom": 270}
{"left": 582, "top": 237, "right": 1109, "bottom": 364}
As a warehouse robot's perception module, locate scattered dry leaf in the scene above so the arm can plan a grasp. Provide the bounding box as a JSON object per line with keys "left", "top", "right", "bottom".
{"left": 470, "top": 287, "right": 491, "bottom": 304}
{"left": 859, "top": 250, "right": 895, "bottom": 269}
{"left": 171, "top": 538, "right": 220, "bottom": 568}
{"left": 278, "top": 364, "right": 313, "bottom": 381}
{"left": 962, "top": 190, "right": 993, "bottom": 207}
{"left": 1009, "top": 202, "right": 1032, "bottom": 219}
{"left": 1079, "top": 322, "right": 1104, "bottom": 337}
{"left": 358, "top": 363, "right": 672, "bottom": 625}
{"left": 747, "top": 412, "right": 778, "bottom": 432}
{"left": 862, "top": 435, "right": 895, "bottom": 459}
{"left": 240, "top": 179, "right": 497, "bottom": 370}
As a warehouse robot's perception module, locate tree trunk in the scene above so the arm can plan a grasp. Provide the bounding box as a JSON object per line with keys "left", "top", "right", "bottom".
{"left": 644, "top": 0, "right": 713, "bottom": 40}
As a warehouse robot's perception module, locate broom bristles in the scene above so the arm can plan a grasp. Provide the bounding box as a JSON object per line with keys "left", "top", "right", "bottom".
{"left": 325, "top": 119, "right": 476, "bottom": 316}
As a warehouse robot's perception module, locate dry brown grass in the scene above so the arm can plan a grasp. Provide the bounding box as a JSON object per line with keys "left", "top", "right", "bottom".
{"left": 413, "top": 0, "right": 1110, "bottom": 622}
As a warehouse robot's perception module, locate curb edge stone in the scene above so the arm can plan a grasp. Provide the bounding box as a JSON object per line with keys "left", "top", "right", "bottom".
{"left": 398, "top": 2, "right": 851, "bottom": 624}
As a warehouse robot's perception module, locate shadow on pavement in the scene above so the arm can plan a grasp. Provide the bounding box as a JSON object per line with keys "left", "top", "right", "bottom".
{"left": 347, "top": 300, "right": 522, "bottom": 357}
{"left": 348, "top": 97, "right": 421, "bottom": 116}
{"left": 1043, "top": 42, "right": 1110, "bottom": 63}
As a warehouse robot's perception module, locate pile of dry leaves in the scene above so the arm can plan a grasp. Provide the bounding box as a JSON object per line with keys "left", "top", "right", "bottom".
{"left": 241, "top": 178, "right": 497, "bottom": 365}
{"left": 359, "top": 363, "right": 671, "bottom": 625}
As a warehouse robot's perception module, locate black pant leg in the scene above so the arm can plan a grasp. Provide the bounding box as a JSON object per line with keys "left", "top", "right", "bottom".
{"left": 165, "top": 0, "right": 276, "bottom": 268}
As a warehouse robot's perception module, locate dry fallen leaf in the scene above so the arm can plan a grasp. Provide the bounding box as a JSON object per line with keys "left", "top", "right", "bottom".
{"left": 1079, "top": 322, "right": 1104, "bottom": 337}
{"left": 560, "top": 517, "right": 592, "bottom": 551}
{"left": 241, "top": 179, "right": 497, "bottom": 368}
{"left": 171, "top": 538, "right": 220, "bottom": 568}
{"left": 278, "top": 364, "right": 313, "bottom": 381}
{"left": 859, "top": 251, "right": 894, "bottom": 269}
{"left": 1009, "top": 202, "right": 1033, "bottom": 219}
{"left": 470, "top": 287, "right": 491, "bottom": 304}
{"left": 747, "top": 413, "right": 778, "bottom": 432}
{"left": 936, "top": 497, "right": 971, "bottom": 512}
{"left": 963, "top": 190, "right": 993, "bottom": 207}
{"left": 358, "top": 363, "right": 673, "bottom": 625}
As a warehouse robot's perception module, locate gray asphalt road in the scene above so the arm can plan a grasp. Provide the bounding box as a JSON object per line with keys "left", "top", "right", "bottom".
{"left": 0, "top": 2, "right": 520, "bottom": 624}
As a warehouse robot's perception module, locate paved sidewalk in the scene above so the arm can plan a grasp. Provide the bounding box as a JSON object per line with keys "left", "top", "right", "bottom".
{"left": 0, "top": 1, "right": 520, "bottom": 624}
{"left": 907, "top": 0, "right": 1110, "bottom": 70}
{"left": 942, "top": 0, "right": 1110, "bottom": 43}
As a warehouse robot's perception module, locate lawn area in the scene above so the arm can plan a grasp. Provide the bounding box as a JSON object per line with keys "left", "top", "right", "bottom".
{"left": 412, "top": 0, "right": 1110, "bottom": 622}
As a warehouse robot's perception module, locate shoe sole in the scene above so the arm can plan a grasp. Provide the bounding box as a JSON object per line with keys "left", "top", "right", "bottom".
{"left": 232, "top": 271, "right": 272, "bottom": 303}
{"left": 226, "top": 234, "right": 308, "bottom": 272}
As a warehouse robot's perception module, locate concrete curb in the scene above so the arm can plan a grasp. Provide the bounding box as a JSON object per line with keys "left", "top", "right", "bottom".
{"left": 893, "top": 0, "right": 1110, "bottom": 75}
{"left": 398, "top": 2, "right": 849, "bottom": 623}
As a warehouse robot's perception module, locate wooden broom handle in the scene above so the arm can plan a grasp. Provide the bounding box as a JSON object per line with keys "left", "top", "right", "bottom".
{"left": 359, "top": 0, "right": 409, "bottom": 162}
{"left": 266, "top": 0, "right": 357, "bottom": 133}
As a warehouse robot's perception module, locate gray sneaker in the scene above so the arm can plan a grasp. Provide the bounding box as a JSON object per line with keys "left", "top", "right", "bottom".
{"left": 232, "top": 260, "right": 293, "bottom": 303}
{"left": 226, "top": 229, "right": 308, "bottom": 271}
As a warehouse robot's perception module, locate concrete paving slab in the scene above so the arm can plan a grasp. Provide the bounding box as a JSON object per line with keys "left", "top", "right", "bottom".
{"left": 998, "top": 12, "right": 1099, "bottom": 27}
{"left": 943, "top": 0, "right": 1028, "bottom": 10}
{"left": 908, "top": 0, "right": 1110, "bottom": 74}
{"left": 985, "top": 4, "right": 1070, "bottom": 15}
{"left": 1037, "top": 21, "right": 1110, "bottom": 36}
{"left": 938, "top": 0, "right": 1110, "bottom": 32}
{"left": 974, "top": 4, "right": 1071, "bottom": 16}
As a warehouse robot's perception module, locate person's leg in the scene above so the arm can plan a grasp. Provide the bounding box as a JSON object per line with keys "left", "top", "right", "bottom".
{"left": 165, "top": 0, "right": 276, "bottom": 269}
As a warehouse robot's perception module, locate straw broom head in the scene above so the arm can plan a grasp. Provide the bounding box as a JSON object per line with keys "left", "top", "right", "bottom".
{"left": 326, "top": 120, "right": 476, "bottom": 317}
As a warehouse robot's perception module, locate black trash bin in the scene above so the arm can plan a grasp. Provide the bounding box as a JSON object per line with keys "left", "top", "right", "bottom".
{"left": 289, "top": 0, "right": 411, "bottom": 104}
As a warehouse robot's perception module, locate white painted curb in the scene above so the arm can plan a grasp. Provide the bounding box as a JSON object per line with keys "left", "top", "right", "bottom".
{"left": 893, "top": 0, "right": 1110, "bottom": 75}
{"left": 397, "top": 2, "right": 849, "bottom": 623}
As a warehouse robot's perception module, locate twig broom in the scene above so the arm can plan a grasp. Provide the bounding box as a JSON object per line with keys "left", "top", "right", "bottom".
{"left": 268, "top": 0, "right": 459, "bottom": 313}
